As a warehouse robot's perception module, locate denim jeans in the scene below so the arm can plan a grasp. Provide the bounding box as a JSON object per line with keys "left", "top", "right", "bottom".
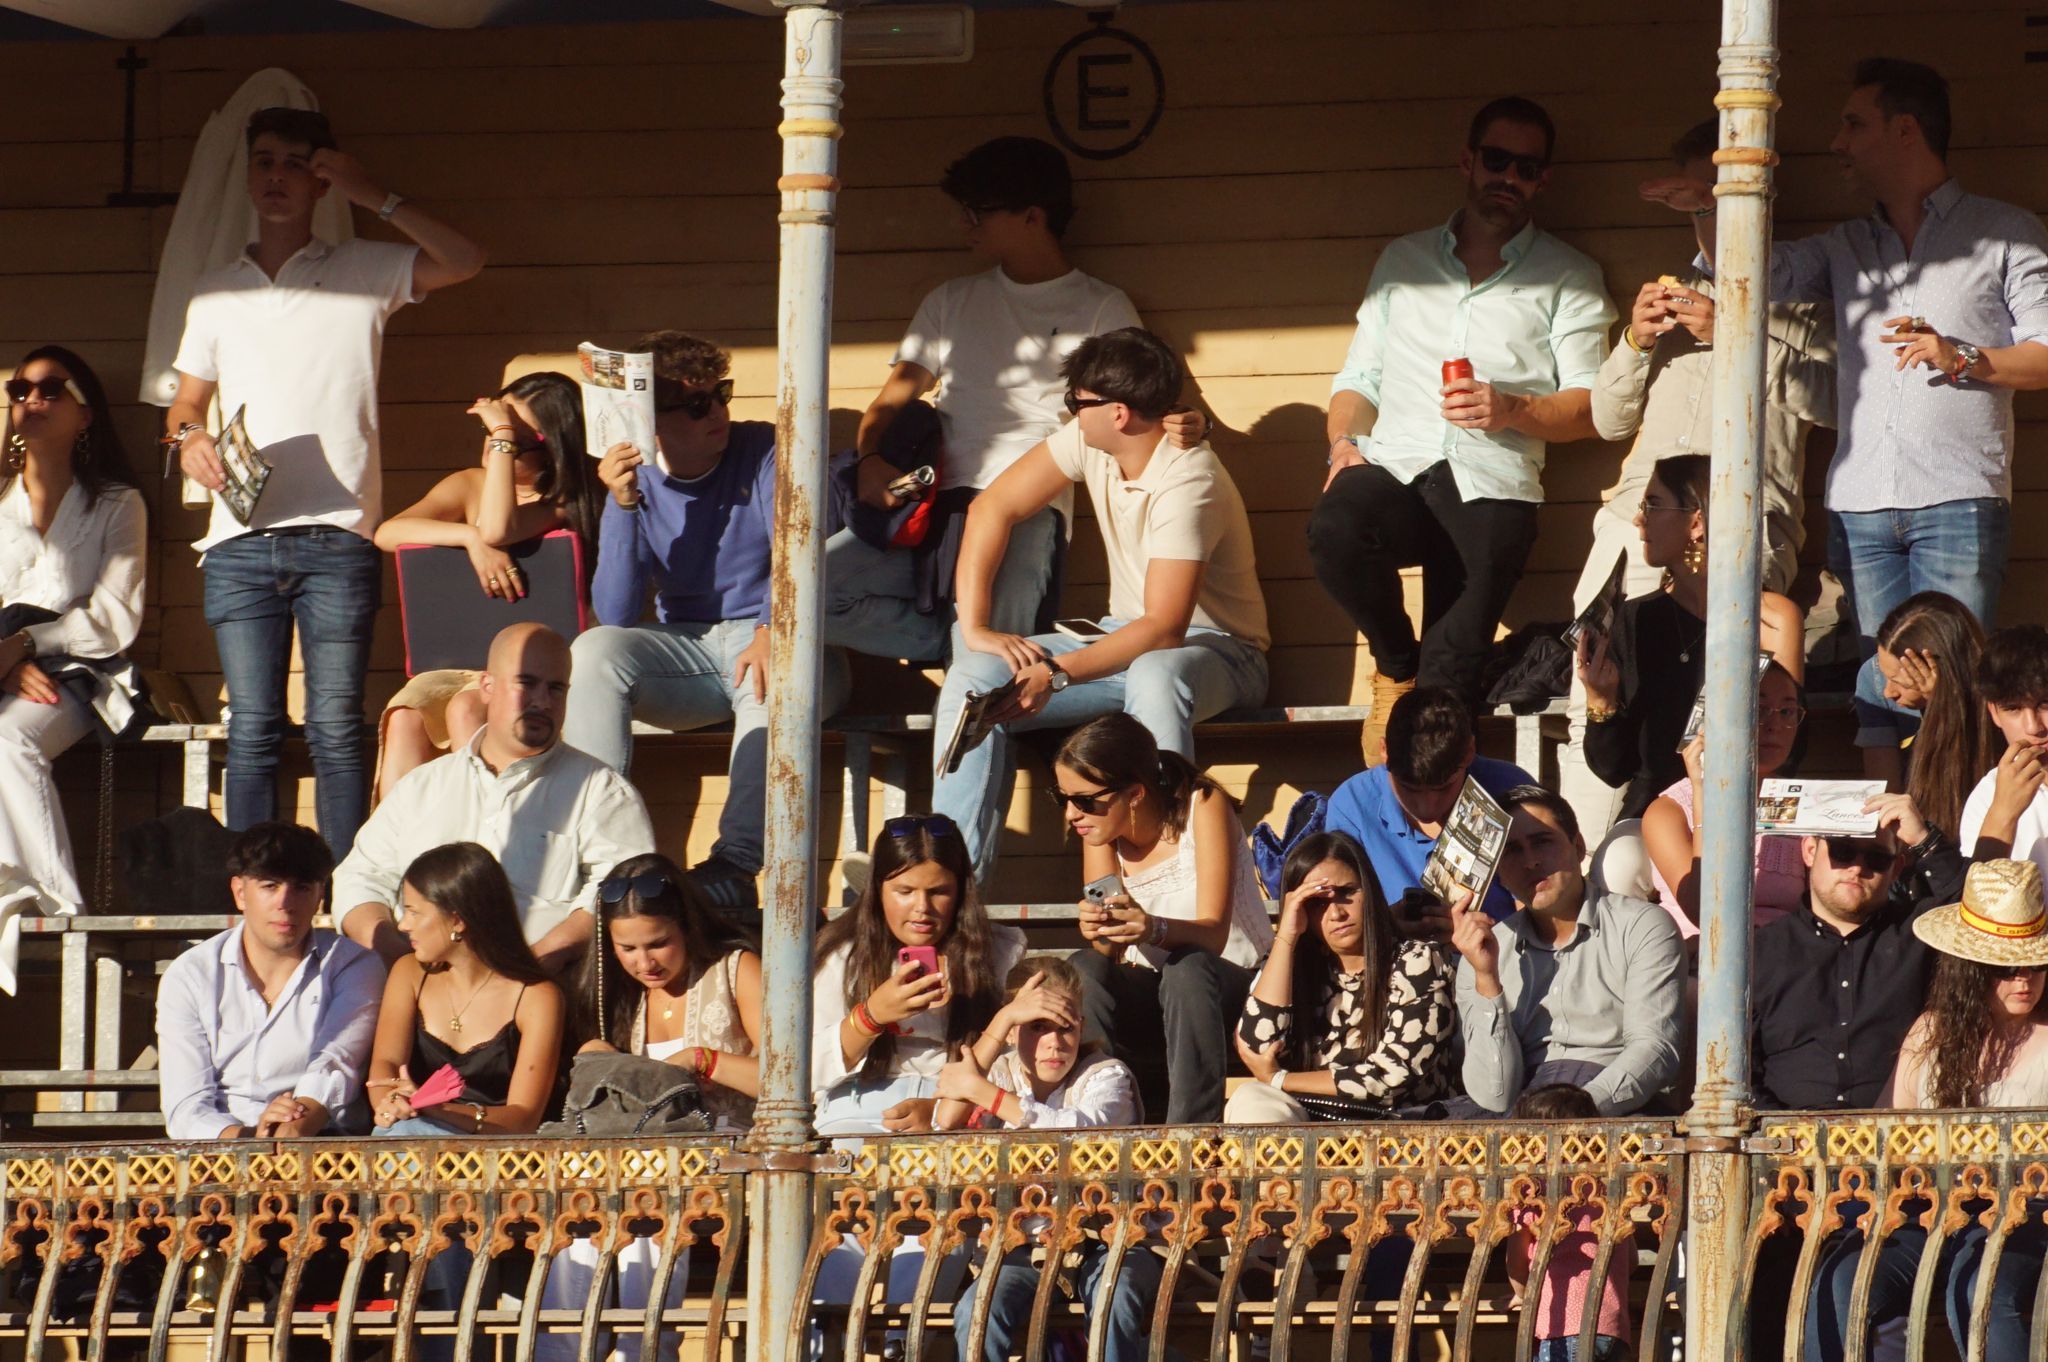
{"left": 203, "top": 527, "right": 382, "bottom": 858}
{"left": 821, "top": 504, "right": 1064, "bottom": 664}
{"left": 1532, "top": 1338, "right": 1628, "bottom": 1361}
{"left": 1805, "top": 1218, "right": 2048, "bottom": 1362}
{"left": 931, "top": 621, "right": 1268, "bottom": 875}
{"left": 954, "top": 1242, "right": 1175, "bottom": 1362}
{"left": 1827, "top": 498, "right": 2009, "bottom": 746}
{"left": 565, "top": 618, "right": 845, "bottom": 875}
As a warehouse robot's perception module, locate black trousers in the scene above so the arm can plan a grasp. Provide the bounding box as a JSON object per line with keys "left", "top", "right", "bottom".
{"left": 1306, "top": 459, "right": 1540, "bottom": 706}
{"left": 1069, "top": 946, "right": 1252, "bottom": 1125}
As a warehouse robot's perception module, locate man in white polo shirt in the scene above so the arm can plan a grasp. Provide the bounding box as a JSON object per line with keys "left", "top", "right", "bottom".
{"left": 932, "top": 327, "right": 1269, "bottom": 872}
{"left": 167, "top": 107, "right": 485, "bottom": 859}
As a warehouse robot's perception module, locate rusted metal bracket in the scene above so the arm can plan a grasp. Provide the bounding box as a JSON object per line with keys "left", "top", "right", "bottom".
{"left": 1739, "top": 1135, "right": 1800, "bottom": 1156}
{"left": 1643, "top": 1134, "right": 1768, "bottom": 1156}
{"left": 711, "top": 1147, "right": 853, "bottom": 1175}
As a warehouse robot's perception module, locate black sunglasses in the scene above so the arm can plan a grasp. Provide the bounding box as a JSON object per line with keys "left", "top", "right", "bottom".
{"left": 1047, "top": 785, "right": 1121, "bottom": 815}
{"left": 598, "top": 872, "right": 676, "bottom": 904}
{"left": 882, "top": 814, "right": 960, "bottom": 841}
{"left": 1475, "top": 144, "right": 1548, "bottom": 182}
{"left": 5, "top": 376, "right": 82, "bottom": 404}
{"left": 655, "top": 377, "right": 735, "bottom": 418}
{"left": 1995, "top": 964, "right": 2047, "bottom": 980}
{"left": 1064, "top": 392, "right": 1115, "bottom": 416}
{"left": 1823, "top": 838, "right": 1895, "bottom": 873}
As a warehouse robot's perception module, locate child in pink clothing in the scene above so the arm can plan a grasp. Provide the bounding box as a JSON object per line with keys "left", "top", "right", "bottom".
{"left": 1507, "top": 1084, "right": 1635, "bottom": 1361}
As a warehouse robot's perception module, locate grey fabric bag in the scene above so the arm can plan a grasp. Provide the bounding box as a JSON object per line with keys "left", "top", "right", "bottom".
{"left": 540, "top": 1051, "right": 712, "bottom": 1137}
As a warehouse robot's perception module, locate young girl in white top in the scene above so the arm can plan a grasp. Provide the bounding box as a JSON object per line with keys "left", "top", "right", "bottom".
{"left": 1057, "top": 712, "right": 1272, "bottom": 1123}
{"left": 936, "top": 957, "right": 1156, "bottom": 1362}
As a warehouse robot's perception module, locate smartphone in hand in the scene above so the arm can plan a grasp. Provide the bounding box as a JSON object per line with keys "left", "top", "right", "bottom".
{"left": 897, "top": 945, "right": 940, "bottom": 978}
{"left": 1082, "top": 874, "right": 1125, "bottom": 906}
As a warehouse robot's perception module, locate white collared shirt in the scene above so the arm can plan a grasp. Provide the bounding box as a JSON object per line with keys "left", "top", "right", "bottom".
{"left": 172, "top": 236, "right": 421, "bottom": 554}
{"left": 155, "top": 925, "right": 384, "bottom": 1139}
{"left": 0, "top": 477, "right": 146, "bottom": 659}
{"left": 332, "top": 732, "right": 657, "bottom": 943}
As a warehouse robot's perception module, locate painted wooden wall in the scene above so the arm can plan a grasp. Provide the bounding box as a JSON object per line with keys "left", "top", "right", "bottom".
{"left": 12, "top": 0, "right": 2045, "bottom": 904}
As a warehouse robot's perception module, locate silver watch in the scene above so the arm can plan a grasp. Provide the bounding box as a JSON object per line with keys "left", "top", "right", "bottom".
{"left": 1955, "top": 341, "right": 1984, "bottom": 377}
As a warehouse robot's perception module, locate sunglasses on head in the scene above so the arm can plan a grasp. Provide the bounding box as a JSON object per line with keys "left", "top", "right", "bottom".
{"left": 1823, "top": 837, "right": 1895, "bottom": 873}
{"left": 1063, "top": 391, "right": 1115, "bottom": 416}
{"left": 598, "top": 872, "right": 675, "bottom": 904}
{"left": 1475, "top": 144, "right": 1548, "bottom": 182}
{"left": 882, "top": 814, "right": 961, "bottom": 841}
{"left": 655, "top": 377, "right": 734, "bottom": 419}
{"left": 1047, "top": 784, "right": 1121, "bottom": 815}
{"left": 5, "top": 376, "right": 83, "bottom": 405}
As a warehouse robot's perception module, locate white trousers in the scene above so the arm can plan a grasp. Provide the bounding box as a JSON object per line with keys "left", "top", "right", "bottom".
{"left": 0, "top": 690, "right": 92, "bottom": 994}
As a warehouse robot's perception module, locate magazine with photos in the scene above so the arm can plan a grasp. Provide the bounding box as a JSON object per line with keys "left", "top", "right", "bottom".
{"left": 215, "top": 404, "right": 272, "bottom": 528}
{"left": 576, "top": 342, "right": 662, "bottom": 475}
{"left": 934, "top": 676, "right": 1024, "bottom": 777}
{"left": 1420, "top": 777, "right": 1511, "bottom": 909}
{"left": 1562, "top": 548, "right": 1628, "bottom": 650}
{"left": 1677, "top": 650, "right": 1778, "bottom": 751}
{"left": 1754, "top": 779, "right": 1886, "bottom": 836}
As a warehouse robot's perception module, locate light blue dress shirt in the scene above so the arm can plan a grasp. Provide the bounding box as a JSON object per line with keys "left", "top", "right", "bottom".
{"left": 1331, "top": 214, "right": 1616, "bottom": 504}
{"left": 155, "top": 925, "right": 384, "bottom": 1139}
{"left": 1754, "top": 179, "right": 2048, "bottom": 513}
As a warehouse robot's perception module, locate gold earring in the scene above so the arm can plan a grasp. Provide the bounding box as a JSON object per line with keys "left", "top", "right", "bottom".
{"left": 2, "top": 431, "right": 23, "bottom": 476}
{"left": 1683, "top": 540, "right": 1705, "bottom": 575}
{"left": 450, "top": 928, "right": 463, "bottom": 943}
{"left": 73, "top": 428, "right": 89, "bottom": 458}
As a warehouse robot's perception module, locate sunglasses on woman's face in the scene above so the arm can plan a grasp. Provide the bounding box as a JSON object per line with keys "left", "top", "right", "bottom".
{"left": 1994, "top": 964, "right": 2047, "bottom": 980}
{"left": 5, "top": 376, "right": 83, "bottom": 404}
{"left": 655, "top": 378, "right": 735, "bottom": 419}
{"left": 1047, "top": 785, "right": 1120, "bottom": 816}
{"left": 598, "top": 872, "right": 675, "bottom": 903}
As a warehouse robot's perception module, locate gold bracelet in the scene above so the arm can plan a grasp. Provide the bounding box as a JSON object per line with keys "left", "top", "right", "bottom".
{"left": 1586, "top": 703, "right": 1619, "bottom": 723}
{"left": 1622, "top": 326, "right": 1653, "bottom": 355}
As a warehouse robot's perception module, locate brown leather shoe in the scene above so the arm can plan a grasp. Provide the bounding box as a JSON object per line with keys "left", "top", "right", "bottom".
{"left": 1361, "top": 673, "right": 1416, "bottom": 767}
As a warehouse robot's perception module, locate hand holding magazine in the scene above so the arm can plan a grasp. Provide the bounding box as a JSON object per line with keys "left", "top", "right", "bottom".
{"left": 1755, "top": 779, "right": 1887, "bottom": 836}
{"left": 214, "top": 404, "right": 273, "bottom": 528}
{"left": 1419, "top": 778, "right": 1511, "bottom": 909}
{"left": 935, "top": 676, "right": 1024, "bottom": 777}
{"left": 577, "top": 342, "right": 662, "bottom": 475}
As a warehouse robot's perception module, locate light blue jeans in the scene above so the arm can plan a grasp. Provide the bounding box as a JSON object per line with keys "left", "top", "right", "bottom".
{"left": 822, "top": 505, "right": 1064, "bottom": 664}
{"left": 1827, "top": 498, "right": 2009, "bottom": 747}
{"left": 564, "top": 618, "right": 846, "bottom": 873}
{"left": 932, "top": 621, "right": 1268, "bottom": 875}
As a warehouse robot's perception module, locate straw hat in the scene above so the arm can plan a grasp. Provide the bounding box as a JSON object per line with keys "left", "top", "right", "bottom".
{"left": 1913, "top": 859, "right": 2048, "bottom": 967}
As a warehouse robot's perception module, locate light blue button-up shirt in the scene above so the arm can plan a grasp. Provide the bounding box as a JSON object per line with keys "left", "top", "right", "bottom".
{"left": 1331, "top": 214, "right": 1616, "bottom": 504}
{"left": 1755, "top": 179, "right": 2048, "bottom": 513}
{"left": 155, "top": 925, "right": 384, "bottom": 1139}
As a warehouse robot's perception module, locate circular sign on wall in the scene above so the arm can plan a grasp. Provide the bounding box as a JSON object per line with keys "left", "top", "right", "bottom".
{"left": 1042, "top": 23, "right": 1164, "bottom": 162}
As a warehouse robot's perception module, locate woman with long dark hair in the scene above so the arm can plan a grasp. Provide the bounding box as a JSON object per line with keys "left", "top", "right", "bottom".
{"left": 372, "top": 371, "right": 602, "bottom": 794}
{"left": 366, "top": 842, "right": 563, "bottom": 1136}
{"left": 1807, "top": 860, "right": 2048, "bottom": 1361}
{"left": 1225, "top": 830, "right": 1455, "bottom": 1121}
{"left": 1058, "top": 712, "right": 1274, "bottom": 1123}
{"left": 0, "top": 345, "right": 144, "bottom": 950}
{"left": 1874, "top": 591, "right": 1993, "bottom": 848}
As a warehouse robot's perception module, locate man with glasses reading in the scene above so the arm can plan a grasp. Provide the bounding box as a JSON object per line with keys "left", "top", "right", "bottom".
{"left": 1312, "top": 96, "right": 1614, "bottom": 761}
{"left": 563, "top": 330, "right": 824, "bottom": 913}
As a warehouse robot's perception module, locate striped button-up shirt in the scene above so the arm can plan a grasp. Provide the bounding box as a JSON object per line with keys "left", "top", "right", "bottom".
{"left": 1332, "top": 215, "right": 1616, "bottom": 504}
{"left": 1757, "top": 179, "right": 2048, "bottom": 513}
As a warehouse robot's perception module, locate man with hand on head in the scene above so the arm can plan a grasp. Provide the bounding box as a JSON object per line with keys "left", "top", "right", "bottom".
{"left": 156, "top": 822, "right": 383, "bottom": 1139}
{"left": 1314, "top": 95, "right": 1614, "bottom": 758}
{"left": 1448, "top": 785, "right": 1684, "bottom": 1116}
{"left": 335, "top": 622, "right": 654, "bottom": 971}
{"left": 167, "top": 106, "right": 484, "bottom": 861}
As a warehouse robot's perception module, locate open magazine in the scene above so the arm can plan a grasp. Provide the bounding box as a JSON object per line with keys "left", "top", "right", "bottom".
{"left": 1755, "top": 779, "right": 1886, "bottom": 836}
{"left": 1562, "top": 548, "right": 1627, "bottom": 650}
{"left": 215, "top": 404, "right": 273, "bottom": 527}
{"left": 1677, "top": 650, "right": 1778, "bottom": 751}
{"left": 577, "top": 342, "right": 662, "bottom": 475}
{"left": 934, "top": 676, "right": 1024, "bottom": 777}
{"left": 1420, "top": 777, "right": 1511, "bottom": 908}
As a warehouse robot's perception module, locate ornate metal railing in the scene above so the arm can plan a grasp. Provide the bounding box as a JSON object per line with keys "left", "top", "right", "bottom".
{"left": 0, "top": 1118, "right": 1686, "bottom": 1361}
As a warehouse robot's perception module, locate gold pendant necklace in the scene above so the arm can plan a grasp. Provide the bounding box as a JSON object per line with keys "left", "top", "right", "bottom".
{"left": 448, "top": 972, "right": 492, "bottom": 1034}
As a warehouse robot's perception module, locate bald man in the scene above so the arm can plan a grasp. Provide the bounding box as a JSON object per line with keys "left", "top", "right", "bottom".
{"left": 333, "top": 623, "right": 655, "bottom": 969}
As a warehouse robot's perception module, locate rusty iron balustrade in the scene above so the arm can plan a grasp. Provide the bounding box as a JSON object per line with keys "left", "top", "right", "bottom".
{"left": 1, "top": 1119, "right": 1683, "bottom": 1360}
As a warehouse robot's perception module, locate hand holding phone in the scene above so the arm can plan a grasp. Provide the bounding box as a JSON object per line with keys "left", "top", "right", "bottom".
{"left": 896, "top": 945, "right": 940, "bottom": 978}
{"left": 1082, "top": 874, "right": 1125, "bottom": 906}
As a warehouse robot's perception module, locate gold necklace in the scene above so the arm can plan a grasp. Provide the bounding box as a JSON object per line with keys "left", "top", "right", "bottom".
{"left": 447, "top": 972, "right": 493, "bottom": 1034}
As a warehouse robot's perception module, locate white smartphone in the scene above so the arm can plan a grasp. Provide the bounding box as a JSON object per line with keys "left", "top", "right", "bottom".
{"left": 1054, "top": 618, "right": 1111, "bottom": 641}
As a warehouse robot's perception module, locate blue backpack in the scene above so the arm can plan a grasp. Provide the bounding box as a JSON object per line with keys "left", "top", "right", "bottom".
{"left": 1250, "top": 790, "right": 1329, "bottom": 899}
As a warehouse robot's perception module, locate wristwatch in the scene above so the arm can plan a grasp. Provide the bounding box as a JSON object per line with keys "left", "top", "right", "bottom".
{"left": 1045, "top": 660, "right": 1071, "bottom": 693}
{"left": 1952, "top": 341, "right": 1984, "bottom": 382}
{"left": 377, "top": 192, "right": 406, "bottom": 222}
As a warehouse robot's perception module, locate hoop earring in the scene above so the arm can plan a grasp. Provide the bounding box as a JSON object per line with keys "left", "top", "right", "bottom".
{"left": 1682, "top": 540, "right": 1705, "bottom": 575}
{"left": 450, "top": 928, "right": 463, "bottom": 943}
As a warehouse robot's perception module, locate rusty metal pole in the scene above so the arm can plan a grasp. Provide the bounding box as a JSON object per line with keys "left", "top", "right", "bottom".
{"left": 1686, "top": 0, "right": 1779, "bottom": 1354}
{"left": 748, "top": 5, "right": 842, "bottom": 1361}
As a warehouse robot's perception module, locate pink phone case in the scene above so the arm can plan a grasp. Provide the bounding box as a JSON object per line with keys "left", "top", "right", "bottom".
{"left": 897, "top": 945, "right": 940, "bottom": 978}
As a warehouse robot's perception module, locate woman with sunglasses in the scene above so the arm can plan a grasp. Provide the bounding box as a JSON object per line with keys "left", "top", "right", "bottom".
{"left": 0, "top": 345, "right": 143, "bottom": 957}
{"left": 1806, "top": 860, "right": 2048, "bottom": 1361}
{"left": 371, "top": 371, "right": 601, "bottom": 796}
{"left": 1226, "top": 830, "right": 1454, "bottom": 1122}
{"left": 1639, "top": 659, "right": 1810, "bottom": 939}
{"left": 1057, "top": 712, "right": 1273, "bottom": 1123}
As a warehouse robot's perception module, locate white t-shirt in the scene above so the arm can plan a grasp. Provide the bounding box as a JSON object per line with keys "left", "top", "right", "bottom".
{"left": 1043, "top": 421, "right": 1270, "bottom": 650}
{"left": 1959, "top": 769, "right": 2048, "bottom": 880}
{"left": 894, "top": 266, "right": 1141, "bottom": 492}
{"left": 173, "top": 237, "right": 421, "bottom": 554}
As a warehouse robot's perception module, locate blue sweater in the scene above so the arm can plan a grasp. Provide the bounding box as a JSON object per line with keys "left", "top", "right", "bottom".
{"left": 591, "top": 421, "right": 777, "bottom": 627}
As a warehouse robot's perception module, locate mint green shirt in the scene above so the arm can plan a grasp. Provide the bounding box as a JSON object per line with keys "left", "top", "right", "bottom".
{"left": 1331, "top": 215, "right": 1615, "bottom": 504}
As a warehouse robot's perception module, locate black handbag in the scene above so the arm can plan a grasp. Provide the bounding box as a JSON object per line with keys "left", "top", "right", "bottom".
{"left": 540, "top": 1051, "right": 713, "bottom": 1137}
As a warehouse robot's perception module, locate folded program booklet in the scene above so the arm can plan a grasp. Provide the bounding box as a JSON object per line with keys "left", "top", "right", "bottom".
{"left": 215, "top": 404, "right": 272, "bottom": 527}
{"left": 1755, "top": 778, "right": 1886, "bottom": 836}
{"left": 935, "top": 676, "right": 1024, "bottom": 777}
{"left": 1420, "top": 777, "right": 1511, "bottom": 909}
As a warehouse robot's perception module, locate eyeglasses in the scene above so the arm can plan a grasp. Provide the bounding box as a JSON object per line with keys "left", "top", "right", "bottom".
{"left": 1639, "top": 499, "right": 1693, "bottom": 515}
{"left": 1759, "top": 704, "right": 1808, "bottom": 728}
{"left": 882, "top": 814, "right": 961, "bottom": 841}
{"left": 655, "top": 378, "right": 734, "bottom": 419}
{"left": 1475, "top": 144, "right": 1548, "bottom": 182}
{"left": 597, "top": 872, "right": 676, "bottom": 904}
{"left": 1994, "top": 964, "right": 2047, "bottom": 980}
{"left": 1047, "top": 785, "right": 1121, "bottom": 815}
{"left": 5, "top": 376, "right": 83, "bottom": 404}
{"left": 1822, "top": 838, "right": 1895, "bottom": 873}
{"left": 1063, "top": 392, "right": 1115, "bottom": 416}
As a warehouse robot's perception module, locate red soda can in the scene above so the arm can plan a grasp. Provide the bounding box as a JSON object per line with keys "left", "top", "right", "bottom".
{"left": 1442, "top": 358, "right": 1473, "bottom": 386}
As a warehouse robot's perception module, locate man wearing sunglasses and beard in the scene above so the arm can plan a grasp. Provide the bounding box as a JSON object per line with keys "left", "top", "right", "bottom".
{"left": 1313, "top": 96, "right": 1615, "bottom": 763}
